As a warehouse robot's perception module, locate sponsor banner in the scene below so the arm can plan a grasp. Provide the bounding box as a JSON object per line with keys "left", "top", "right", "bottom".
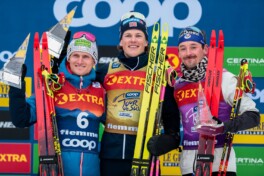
{"left": 233, "top": 114, "right": 264, "bottom": 145}
{"left": 0, "top": 111, "right": 29, "bottom": 140}
{"left": 166, "top": 47, "right": 181, "bottom": 73}
{"left": 160, "top": 147, "right": 182, "bottom": 176}
{"left": 234, "top": 146, "right": 264, "bottom": 176}
{"left": 224, "top": 47, "right": 264, "bottom": 77}
{"left": 0, "top": 143, "right": 31, "bottom": 174}
{"left": 98, "top": 46, "right": 119, "bottom": 64}
{"left": 0, "top": 77, "right": 32, "bottom": 108}
{"left": 1, "top": 0, "right": 264, "bottom": 48}
{"left": 247, "top": 77, "right": 264, "bottom": 113}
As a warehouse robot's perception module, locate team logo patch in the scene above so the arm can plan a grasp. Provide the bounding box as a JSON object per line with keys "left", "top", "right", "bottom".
{"left": 112, "top": 63, "right": 121, "bottom": 69}
{"left": 92, "top": 82, "right": 101, "bottom": 88}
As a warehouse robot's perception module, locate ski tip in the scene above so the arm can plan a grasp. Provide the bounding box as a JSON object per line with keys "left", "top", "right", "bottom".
{"left": 162, "top": 23, "right": 169, "bottom": 33}
{"left": 210, "top": 30, "right": 216, "bottom": 46}
{"left": 42, "top": 32, "right": 48, "bottom": 49}
{"left": 34, "top": 32, "right": 39, "bottom": 47}
{"left": 153, "top": 22, "right": 160, "bottom": 33}
{"left": 219, "top": 30, "right": 224, "bottom": 41}
{"left": 211, "top": 30, "right": 216, "bottom": 38}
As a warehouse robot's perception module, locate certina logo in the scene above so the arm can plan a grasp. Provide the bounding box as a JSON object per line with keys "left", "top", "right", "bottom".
{"left": 227, "top": 58, "right": 264, "bottom": 64}
{"left": 0, "top": 50, "right": 15, "bottom": 63}
{"left": 53, "top": 0, "right": 202, "bottom": 37}
{"left": 55, "top": 93, "right": 104, "bottom": 106}
{"left": 237, "top": 157, "right": 264, "bottom": 165}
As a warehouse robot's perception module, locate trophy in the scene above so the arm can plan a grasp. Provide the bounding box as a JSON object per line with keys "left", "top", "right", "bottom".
{"left": 195, "top": 83, "right": 217, "bottom": 129}
{"left": 46, "top": 6, "right": 76, "bottom": 59}
{"left": 0, "top": 34, "right": 30, "bottom": 89}
{"left": 0, "top": 6, "right": 76, "bottom": 89}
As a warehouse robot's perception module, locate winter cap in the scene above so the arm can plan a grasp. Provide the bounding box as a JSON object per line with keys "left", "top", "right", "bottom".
{"left": 119, "top": 11, "right": 148, "bottom": 40}
{"left": 178, "top": 26, "right": 205, "bottom": 46}
{"left": 67, "top": 31, "right": 98, "bottom": 65}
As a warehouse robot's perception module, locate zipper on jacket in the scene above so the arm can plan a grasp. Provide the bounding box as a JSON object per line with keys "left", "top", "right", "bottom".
{"left": 122, "top": 134, "right": 126, "bottom": 159}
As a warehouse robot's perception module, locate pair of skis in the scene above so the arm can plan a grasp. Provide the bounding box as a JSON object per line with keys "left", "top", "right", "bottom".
{"left": 33, "top": 7, "right": 76, "bottom": 175}
{"left": 34, "top": 32, "right": 64, "bottom": 176}
{"left": 131, "top": 22, "right": 169, "bottom": 176}
{"left": 195, "top": 30, "right": 224, "bottom": 176}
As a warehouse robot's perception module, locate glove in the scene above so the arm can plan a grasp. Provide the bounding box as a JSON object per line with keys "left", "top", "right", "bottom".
{"left": 196, "top": 117, "right": 224, "bottom": 136}
{"left": 9, "top": 64, "right": 30, "bottom": 128}
{"left": 21, "top": 64, "right": 27, "bottom": 80}
{"left": 147, "top": 134, "right": 180, "bottom": 156}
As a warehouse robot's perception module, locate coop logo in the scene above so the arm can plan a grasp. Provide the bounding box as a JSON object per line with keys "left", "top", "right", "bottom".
{"left": 62, "top": 138, "right": 96, "bottom": 151}
{"left": 53, "top": 0, "right": 202, "bottom": 37}
{"left": 0, "top": 50, "right": 15, "bottom": 63}
{"left": 247, "top": 88, "right": 264, "bottom": 103}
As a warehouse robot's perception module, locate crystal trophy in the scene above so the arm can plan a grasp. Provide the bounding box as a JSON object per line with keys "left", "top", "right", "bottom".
{"left": 46, "top": 6, "right": 76, "bottom": 58}
{"left": 0, "top": 34, "right": 30, "bottom": 89}
{"left": 195, "top": 83, "right": 217, "bottom": 129}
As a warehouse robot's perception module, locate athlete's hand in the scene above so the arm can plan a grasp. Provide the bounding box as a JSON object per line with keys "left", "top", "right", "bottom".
{"left": 147, "top": 134, "right": 180, "bottom": 156}
{"left": 196, "top": 117, "right": 224, "bottom": 136}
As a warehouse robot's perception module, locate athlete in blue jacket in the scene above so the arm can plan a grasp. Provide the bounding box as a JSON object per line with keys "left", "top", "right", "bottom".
{"left": 9, "top": 31, "right": 105, "bottom": 176}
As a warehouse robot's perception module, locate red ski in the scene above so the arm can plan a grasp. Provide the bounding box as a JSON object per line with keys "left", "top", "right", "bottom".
{"left": 195, "top": 30, "right": 224, "bottom": 176}
{"left": 34, "top": 32, "right": 64, "bottom": 176}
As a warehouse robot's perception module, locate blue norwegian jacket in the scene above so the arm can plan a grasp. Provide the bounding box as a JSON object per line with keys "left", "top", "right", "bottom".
{"left": 9, "top": 58, "right": 105, "bottom": 176}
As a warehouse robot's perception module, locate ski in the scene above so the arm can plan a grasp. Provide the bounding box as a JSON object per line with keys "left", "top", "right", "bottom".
{"left": 195, "top": 30, "right": 224, "bottom": 176}
{"left": 131, "top": 22, "right": 160, "bottom": 176}
{"left": 131, "top": 23, "right": 169, "bottom": 176}
{"left": 140, "top": 23, "right": 169, "bottom": 176}
{"left": 149, "top": 58, "right": 171, "bottom": 176}
{"left": 34, "top": 32, "right": 64, "bottom": 176}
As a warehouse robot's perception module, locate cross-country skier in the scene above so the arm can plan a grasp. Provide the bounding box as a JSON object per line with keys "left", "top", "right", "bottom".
{"left": 96, "top": 11, "right": 181, "bottom": 176}
{"left": 9, "top": 31, "right": 105, "bottom": 176}
{"left": 148, "top": 26, "right": 260, "bottom": 176}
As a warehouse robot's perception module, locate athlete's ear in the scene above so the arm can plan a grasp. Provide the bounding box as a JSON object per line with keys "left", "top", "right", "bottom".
{"left": 203, "top": 44, "right": 209, "bottom": 55}
{"left": 144, "top": 40, "right": 148, "bottom": 47}
{"left": 119, "top": 40, "right": 123, "bottom": 47}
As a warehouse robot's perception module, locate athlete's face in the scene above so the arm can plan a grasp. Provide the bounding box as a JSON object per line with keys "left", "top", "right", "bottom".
{"left": 119, "top": 29, "right": 148, "bottom": 58}
{"left": 178, "top": 41, "right": 208, "bottom": 69}
{"left": 68, "top": 51, "right": 95, "bottom": 76}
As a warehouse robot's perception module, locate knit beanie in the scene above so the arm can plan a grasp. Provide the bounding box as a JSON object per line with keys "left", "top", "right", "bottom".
{"left": 178, "top": 26, "right": 205, "bottom": 46}
{"left": 67, "top": 31, "right": 98, "bottom": 65}
{"left": 119, "top": 11, "right": 148, "bottom": 40}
